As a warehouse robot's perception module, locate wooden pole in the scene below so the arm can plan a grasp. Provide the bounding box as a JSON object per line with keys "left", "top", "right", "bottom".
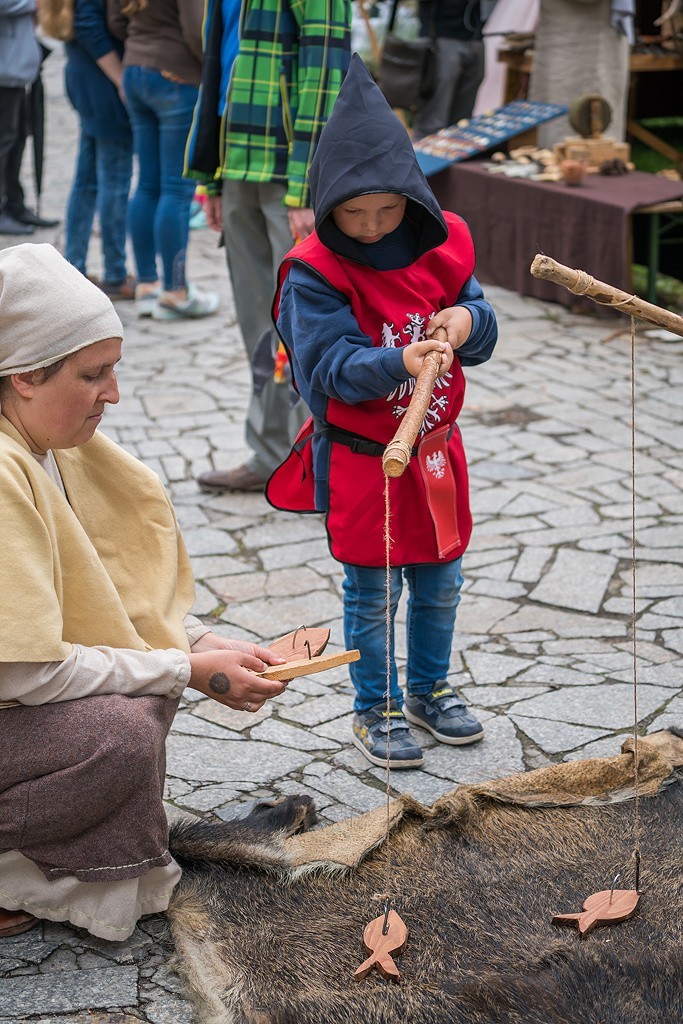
{"left": 382, "top": 327, "right": 447, "bottom": 478}
{"left": 356, "top": 0, "right": 382, "bottom": 67}
{"left": 530, "top": 254, "right": 683, "bottom": 338}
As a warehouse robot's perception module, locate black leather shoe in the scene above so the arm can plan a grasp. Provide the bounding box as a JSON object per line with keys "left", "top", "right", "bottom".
{"left": 0, "top": 212, "right": 33, "bottom": 235}
{"left": 11, "top": 207, "right": 60, "bottom": 229}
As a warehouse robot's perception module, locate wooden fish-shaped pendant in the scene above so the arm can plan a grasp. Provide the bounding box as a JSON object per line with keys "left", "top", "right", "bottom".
{"left": 353, "top": 910, "right": 408, "bottom": 982}
{"left": 552, "top": 889, "right": 640, "bottom": 938}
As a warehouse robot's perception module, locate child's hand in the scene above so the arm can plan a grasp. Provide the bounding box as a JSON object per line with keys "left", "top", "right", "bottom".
{"left": 427, "top": 306, "right": 473, "bottom": 351}
{"left": 403, "top": 339, "right": 453, "bottom": 378}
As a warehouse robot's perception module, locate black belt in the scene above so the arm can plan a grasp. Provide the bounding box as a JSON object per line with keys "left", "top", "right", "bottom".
{"left": 323, "top": 426, "right": 418, "bottom": 458}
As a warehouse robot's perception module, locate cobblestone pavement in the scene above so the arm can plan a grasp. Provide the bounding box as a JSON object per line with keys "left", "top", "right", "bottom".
{"left": 1, "top": 47, "right": 682, "bottom": 1024}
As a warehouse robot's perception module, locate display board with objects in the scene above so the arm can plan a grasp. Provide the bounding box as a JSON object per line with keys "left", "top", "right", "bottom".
{"left": 413, "top": 100, "right": 567, "bottom": 177}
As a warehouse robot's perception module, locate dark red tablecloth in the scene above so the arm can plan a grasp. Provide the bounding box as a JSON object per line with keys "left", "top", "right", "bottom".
{"left": 429, "top": 164, "right": 683, "bottom": 315}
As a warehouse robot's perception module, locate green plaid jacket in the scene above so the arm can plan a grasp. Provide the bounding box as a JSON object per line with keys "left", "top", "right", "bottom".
{"left": 186, "top": 0, "right": 351, "bottom": 208}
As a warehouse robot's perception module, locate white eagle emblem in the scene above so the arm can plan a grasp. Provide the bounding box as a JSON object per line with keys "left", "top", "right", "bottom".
{"left": 426, "top": 449, "right": 447, "bottom": 479}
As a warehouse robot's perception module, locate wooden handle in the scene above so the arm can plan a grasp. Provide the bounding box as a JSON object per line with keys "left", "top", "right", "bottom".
{"left": 259, "top": 649, "right": 360, "bottom": 682}
{"left": 530, "top": 254, "right": 683, "bottom": 338}
{"left": 382, "top": 327, "right": 448, "bottom": 478}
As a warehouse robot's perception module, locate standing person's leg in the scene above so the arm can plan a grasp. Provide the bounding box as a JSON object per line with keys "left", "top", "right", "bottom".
{"left": 246, "top": 181, "right": 308, "bottom": 475}
{"left": 198, "top": 180, "right": 303, "bottom": 490}
{"left": 94, "top": 134, "right": 133, "bottom": 293}
{"left": 412, "top": 38, "right": 471, "bottom": 139}
{"left": 343, "top": 563, "right": 424, "bottom": 768}
{"left": 137, "top": 72, "right": 218, "bottom": 320}
{"left": 0, "top": 86, "right": 32, "bottom": 235}
{"left": 4, "top": 85, "right": 59, "bottom": 228}
{"left": 448, "top": 40, "right": 485, "bottom": 124}
{"left": 64, "top": 129, "right": 98, "bottom": 274}
{"left": 123, "top": 66, "right": 162, "bottom": 300}
{"left": 403, "top": 560, "right": 483, "bottom": 744}
{"left": 4, "top": 91, "right": 27, "bottom": 219}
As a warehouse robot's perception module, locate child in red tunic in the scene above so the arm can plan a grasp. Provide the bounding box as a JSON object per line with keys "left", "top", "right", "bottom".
{"left": 267, "top": 55, "right": 498, "bottom": 768}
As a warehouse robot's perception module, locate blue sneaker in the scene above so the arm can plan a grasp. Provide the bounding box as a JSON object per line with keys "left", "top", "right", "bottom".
{"left": 404, "top": 683, "right": 484, "bottom": 745}
{"left": 352, "top": 700, "right": 424, "bottom": 769}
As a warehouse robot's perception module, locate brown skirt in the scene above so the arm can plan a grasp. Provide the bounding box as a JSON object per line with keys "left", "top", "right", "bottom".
{"left": 0, "top": 693, "right": 179, "bottom": 882}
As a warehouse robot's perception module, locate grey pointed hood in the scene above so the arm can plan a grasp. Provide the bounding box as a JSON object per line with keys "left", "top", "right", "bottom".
{"left": 308, "top": 53, "right": 448, "bottom": 266}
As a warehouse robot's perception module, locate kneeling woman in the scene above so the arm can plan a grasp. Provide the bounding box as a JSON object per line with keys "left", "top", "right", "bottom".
{"left": 0, "top": 244, "right": 285, "bottom": 941}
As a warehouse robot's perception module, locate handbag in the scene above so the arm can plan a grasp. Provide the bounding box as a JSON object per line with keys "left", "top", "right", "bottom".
{"left": 378, "top": 0, "right": 438, "bottom": 112}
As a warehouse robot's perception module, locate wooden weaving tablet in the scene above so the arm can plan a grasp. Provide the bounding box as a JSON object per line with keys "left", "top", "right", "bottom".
{"left": 267, "top": 627, "right": 330, "bottom": 662}
{"left": 259, "top": 649, "right": 360, "bottom": 682}
{"left": 552, "top": 889, "right": 640, "bottom": 938}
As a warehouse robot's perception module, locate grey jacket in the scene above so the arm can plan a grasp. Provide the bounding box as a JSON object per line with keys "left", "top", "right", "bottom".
{"left": 0, "top": 0, "right": 41, "bottom": 87}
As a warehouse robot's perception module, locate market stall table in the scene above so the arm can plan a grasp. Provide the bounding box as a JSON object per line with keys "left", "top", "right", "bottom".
{"left": 429, "top": 162, "right": 683, "bottom": 315}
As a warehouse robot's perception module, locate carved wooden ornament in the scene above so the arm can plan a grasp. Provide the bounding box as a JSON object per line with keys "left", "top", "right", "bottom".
{"left": 552, "top": 889, "right": 640, "bottom": 937}
{"left": 354, "top": 910, "right": 409, "bottom": 983}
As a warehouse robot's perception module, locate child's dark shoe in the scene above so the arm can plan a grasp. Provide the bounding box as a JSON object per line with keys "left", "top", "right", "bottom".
{"left": 352, "top": 700, "right": 424, "bottom": 768}
{"left": 404, "top": 684, "right": 484, "bottom": 745}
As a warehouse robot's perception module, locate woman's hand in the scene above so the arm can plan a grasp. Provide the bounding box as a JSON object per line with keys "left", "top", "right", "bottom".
{"left": 426, "top": 306, "right": 473, "bottom": 351}
{"left": 190, "top": 632, "right": 284, "bottom": 662}
{"left": 402, "top": 338, "right": 453, "bottom": 378}
{"left": 188, "top": 648, "right": 286, "bottom": 712}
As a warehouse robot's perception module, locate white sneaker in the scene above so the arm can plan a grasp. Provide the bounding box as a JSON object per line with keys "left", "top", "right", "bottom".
{"left": 135, "top": 289, "right": 160, "bottom": 318}
{"left": 151, "top": 283, "right": 220, "bottom": 320}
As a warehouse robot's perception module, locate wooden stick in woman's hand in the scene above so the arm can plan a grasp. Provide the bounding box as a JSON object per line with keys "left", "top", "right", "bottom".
{"left": 382, "top": 327, "right": 448, "bottom": 478}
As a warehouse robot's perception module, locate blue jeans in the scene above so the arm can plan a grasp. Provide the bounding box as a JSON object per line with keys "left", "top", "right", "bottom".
{"left": 342, "top": 560, "right": 464, "bottom": 714}
{"left": 122, "top": 66, "right": 198, "bottom": 291}
{"left": 64, "top": 128, "right": 132, "bottom": 285}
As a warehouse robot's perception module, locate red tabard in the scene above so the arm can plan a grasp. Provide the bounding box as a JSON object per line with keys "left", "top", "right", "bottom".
{"left": 269, "top": 211, "right": 475, "bottom": 568}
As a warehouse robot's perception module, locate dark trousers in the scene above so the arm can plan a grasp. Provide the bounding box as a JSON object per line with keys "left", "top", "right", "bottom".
{"left": 0, "top": 86, "right": 26, "bottom": 213}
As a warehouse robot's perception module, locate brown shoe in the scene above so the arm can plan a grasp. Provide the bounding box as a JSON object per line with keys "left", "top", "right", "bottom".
{"left": 98, "top": 274, "right": 136, "bottom": 301}
{"left": 0, "top": 908, "right": 39, "bottom": 937}
{"left": 198, "top": 464, "right": 266, "bottom": 493}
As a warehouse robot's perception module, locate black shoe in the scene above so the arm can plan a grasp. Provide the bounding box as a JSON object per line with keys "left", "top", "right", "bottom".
{"left": 0, "top": 212, "right": 34, "bottom": 236}
{"left": 10, "top": 207, "right": 60, "bottom": 229}
{"left": 404, "top": 683, "right": 484, "bottom": 746}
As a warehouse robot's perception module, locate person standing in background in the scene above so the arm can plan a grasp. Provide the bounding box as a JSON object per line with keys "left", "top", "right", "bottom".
{"left": 47, "top": 0, "right": 135, "bottom": 299}
{"left": 107, "top": 0, "right": 219, "bottom": 319}
{"left": 412, "top": 0, "right": 486, "bottom": 140}
{"left": 529, "top": 0, "right": 632, "bottom": 149}
{"left": 186, "top": 0, "right": 351, "bottom": 494}
{"left": 0, "top": 0, "right": 43, "bottom": 235}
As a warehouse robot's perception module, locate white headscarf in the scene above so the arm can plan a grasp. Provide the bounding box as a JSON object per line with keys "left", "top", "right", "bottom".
{"left": 0, "top": 243, "right": 123, "bottom": 377}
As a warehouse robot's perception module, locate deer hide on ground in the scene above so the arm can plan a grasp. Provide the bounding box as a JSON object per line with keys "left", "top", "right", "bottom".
{"left": 167, "top": 731, "right": 683, "bottom": 1024}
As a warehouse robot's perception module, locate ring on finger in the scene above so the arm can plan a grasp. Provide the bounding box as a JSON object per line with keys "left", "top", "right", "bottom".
{"left": 245, "top": 700, "right": 253, "bottom": 712}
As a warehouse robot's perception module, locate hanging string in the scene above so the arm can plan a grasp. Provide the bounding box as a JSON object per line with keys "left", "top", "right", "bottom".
{"left": 382, "top": 473, "right": 394, "bottom": 922}
{"left": 629, "top": 313, "right": 641, "bottom": 891}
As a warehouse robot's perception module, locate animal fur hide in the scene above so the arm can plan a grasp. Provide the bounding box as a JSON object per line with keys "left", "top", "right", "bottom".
{"left": 167, "top": 731, "right": 683, "bottom": 1024}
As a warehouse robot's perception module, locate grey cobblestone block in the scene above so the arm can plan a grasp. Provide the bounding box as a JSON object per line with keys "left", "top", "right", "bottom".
{"left": 251, "top": 718, "right": 341, "bottom": 750}
{"left": 181, "top": 527, "right": 239, "bottom": 557}
{"left": 303, "top": 769, "right": 385, "bottom": 812}
{"left": 279, "top": 694, "right": 353, "bottom": 727}
{"left": 463, "top": 652, "right": 532, "bottom": 685}
{"left": 166, "top": 734, "right": 312, "bottom": 783}
{"left": 508, "top": 683, "right": 672, "bottom": 730}
{"left": 422, "top": 716, "right": 524, "bottom": 784}
{"left": 511, "top": 716, "right": 612, "bottom": 755}
{"left": 0, "top": 968, "right": 138, "bottom": 1017}
{"left": 461, "top": 685, "right": 550, "bottom": 708}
